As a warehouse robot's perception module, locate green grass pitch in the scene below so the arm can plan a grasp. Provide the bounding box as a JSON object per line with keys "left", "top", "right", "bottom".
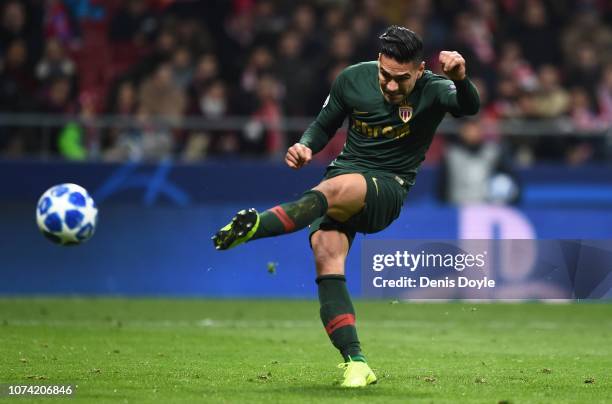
{"left": 1, "top": 299, "right": 610, "bottom": 403}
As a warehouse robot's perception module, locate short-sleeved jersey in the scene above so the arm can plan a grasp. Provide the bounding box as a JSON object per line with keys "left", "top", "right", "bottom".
{"left": 299, "top": 61, "right": 480, "bottom": 186}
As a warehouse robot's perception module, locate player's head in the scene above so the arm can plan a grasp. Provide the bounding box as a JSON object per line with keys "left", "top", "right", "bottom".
{"left": 378, "top": 25, "right": 425, "bottom": 104}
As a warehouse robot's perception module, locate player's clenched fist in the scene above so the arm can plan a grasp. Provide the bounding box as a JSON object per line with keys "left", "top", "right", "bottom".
{"left": 285, "top": 143, "right": 312, "bottom": 169}
{"left": 439, "top": 51, "right": 466, "bottom": 81}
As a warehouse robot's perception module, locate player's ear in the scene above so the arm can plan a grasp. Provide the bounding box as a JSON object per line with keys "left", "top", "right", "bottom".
{"left": 418, "top": 61, "right": 425, "bottom": 78}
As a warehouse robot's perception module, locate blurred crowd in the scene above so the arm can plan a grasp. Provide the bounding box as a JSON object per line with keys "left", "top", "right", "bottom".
{"left": 0, "top": 0, "right": 611, "bottom": 165}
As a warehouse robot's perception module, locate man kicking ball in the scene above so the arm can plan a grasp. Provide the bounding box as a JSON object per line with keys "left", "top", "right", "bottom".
{"left": 213, "top": 25, "right": 480, "bottom": 387}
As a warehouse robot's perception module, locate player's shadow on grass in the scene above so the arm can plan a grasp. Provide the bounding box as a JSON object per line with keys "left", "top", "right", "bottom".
{"left": 269, "top": 384, "right": 432, "bottom": 399}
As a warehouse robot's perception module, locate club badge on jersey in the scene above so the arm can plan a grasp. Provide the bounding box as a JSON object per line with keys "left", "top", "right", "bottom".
{"left": 398, "top": 101, "right": 413, "bottom": 123}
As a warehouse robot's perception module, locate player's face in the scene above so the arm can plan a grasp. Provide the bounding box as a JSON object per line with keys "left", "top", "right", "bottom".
{"left": 378, "top": 54, "right": 425, "bottom": 105}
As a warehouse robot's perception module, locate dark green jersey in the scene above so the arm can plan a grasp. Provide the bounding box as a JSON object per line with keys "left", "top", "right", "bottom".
{"left": 299, "top": 61, "right": 480, "bottom": 186}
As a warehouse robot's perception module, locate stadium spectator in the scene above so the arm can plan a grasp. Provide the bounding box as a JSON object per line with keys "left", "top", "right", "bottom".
{"left": 275, "top": 29, "right": 315, "bottom": 146}
{"left": 187, "top": 53, "right": 220, "bottom": 109}
{"left": 438, "top": 119, "right": 518, "bottom": 205}
{"left": 103, "top": 107, "right": 173, "bottom": 162}
{"left": 0, "top": 0, "right": 43, "bottom": 59}
{"left": 114, "top": 81, "right": 138, "bottom": 116}
{"left": 598, "top": 63, "right": 612, "bottom": 124}
{"left": 241, "top": 74, "right": 283, "bottom": 157}
{"left": 322, "top": 5, "right": 346, "bottom": 37}
{"left": 508, "top": 0, "right": 561, "bottom": 68}
{"left": 291, "top": 3, "right": 322, "bottom": 60}
{"left": 170, "top": 46, "right": 193, "bottom": 90}
{"left": 240, "top": 46, "right": 275, "bottom": 95}
{"left": 496, "top": 41, "right": 538, "bottom": 93}
{"left": 61, "top": 0, "right": 105, "bottom": 22}
{"left": 57, "top": 91, "right": 99, "bottom": 160}
{"left": 109, "top": 0, "right": 158, "bottom": 45}
{"left": 42, "top": 76, "right": 75, "bottom": 114}
{"left": 563, "top": 86, "right": 608, "bottom": 166}
{"left": 109, "top": 63, "right": 186, "bottom": 161}
{"left": 566, "top": 44, "right": 604, "bottom": 107}
{"left": 192, "top": 80, "right": 228, "bottom": 120}
{"left": 569, "top": 87, "right": 602, "bottom": 132}
{"left": 222, "top": 4, "right": 258, "bottom": 80}
{"left": 443, "top": 12, "right": 490, "bottom": 80}
{"left": 251, "top": 0, "right": 286, "bottom": 47}
{"left": 0, "top": 1, "right": 27, "bottom": 47}
{"left": 38, "top": 76, "right": 76, "bottom": 156}
{"left": 309, "top": 29, "right": 354, "bottom": 107}
{"left": 360, "top": 0, "right": 389, "bottom": 36}
{"left": 531, "top": 65, "right": 570, "bottom": 118}
{"left": 194, "top": 80, "right": 229, "bottom": 119}
{"left": 102, "top": 81, "right": 138, "bottom": 158}
{"left": 350, "top": 14, "right": 380, "bottom": 63}
{"left": 0, "top": 37, "right": 38, "bottom": 156}
{"left": 36, "top": 37, "right": 76, "bottom": 84}
{"left": 183, "top": 79, "right": 237, "bottom": 160}
{"left": 126, "top": 29, "right": 177, "bottom": 85}
{"left": 138, "top": 63, "right": 185, "bottom": 121}
{"left": 0, "top": 39, "right": 36, "bottom": 111}
{"left": 326, "top": 29, "right": 356, "bottom": 68}
{"left": 276, "top": 30, "right": 307, "bottom": 109}
{"left": 173, "top": 17, "right": 213, "bottom": 57}
{"left": 562, "top": 10, "right": 612, "bottom": 69}
{"left": 43, "top": 0, "right": 81, "bottom": 47}
{"left": 491, "top": 78, "right": 521, "bottom": 120}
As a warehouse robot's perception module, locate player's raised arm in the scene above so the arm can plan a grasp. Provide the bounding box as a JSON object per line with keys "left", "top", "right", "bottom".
{"left": 436, "top": 50, "right": 480, "bottom": 116}
{"left": 291, "top": 72, "right": 350, "bottom": 168}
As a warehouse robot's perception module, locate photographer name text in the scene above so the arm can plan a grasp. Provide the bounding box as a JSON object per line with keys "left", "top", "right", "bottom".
{"left": 370, "top": 250, "right": 495, "bottom": 289}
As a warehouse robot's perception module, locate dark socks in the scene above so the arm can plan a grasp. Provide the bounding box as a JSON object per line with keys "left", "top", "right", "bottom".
{"left": 316, "top": 275, "right": 364, "bottom": 362}
{"left": 251, "top": 190, "right": 327, "bottom": 241}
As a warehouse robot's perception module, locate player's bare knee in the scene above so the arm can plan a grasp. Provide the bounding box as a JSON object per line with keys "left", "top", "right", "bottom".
{"left": 313, "top": 182, "right": 341, "bottom": 210}
{"left": 313, "top": 175, "right": 366, "bottom": 221}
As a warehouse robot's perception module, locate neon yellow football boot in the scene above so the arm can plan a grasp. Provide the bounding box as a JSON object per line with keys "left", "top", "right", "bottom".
{"left": 212, "top": 208, "right": 260, "bottom": 250}
{"left": 338, "top": 360, "right": 377, "bottom": 388}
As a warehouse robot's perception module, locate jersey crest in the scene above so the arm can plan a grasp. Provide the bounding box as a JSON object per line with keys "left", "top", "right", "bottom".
{"left": 398, "top": 102, "right": 413, "bottom": 123}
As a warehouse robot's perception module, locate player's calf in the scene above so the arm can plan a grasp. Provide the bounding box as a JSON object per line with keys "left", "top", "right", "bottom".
{"left": 317, "top": 275, "right": 366, "bottom": 362}
{"left": 212, "top": 190, "right": 328, "bottom": 250}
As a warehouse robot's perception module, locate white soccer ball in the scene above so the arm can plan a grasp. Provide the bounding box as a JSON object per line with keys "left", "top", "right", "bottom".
{"left": 36, "top": 183, "right": 98, "bottom": 245}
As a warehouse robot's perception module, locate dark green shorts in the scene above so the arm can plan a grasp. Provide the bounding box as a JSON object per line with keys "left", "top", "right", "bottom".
{"left": 309, "top": 168, "right": 409, "bottom": 248}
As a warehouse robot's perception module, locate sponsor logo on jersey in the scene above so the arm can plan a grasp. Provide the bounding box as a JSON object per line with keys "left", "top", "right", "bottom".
{"left": 351, "top": 118, "right": 411, "bottom": 140}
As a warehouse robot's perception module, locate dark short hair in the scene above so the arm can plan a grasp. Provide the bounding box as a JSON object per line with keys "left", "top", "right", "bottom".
{"left": 379, "top": 25, "right": 423, "bottom": 63}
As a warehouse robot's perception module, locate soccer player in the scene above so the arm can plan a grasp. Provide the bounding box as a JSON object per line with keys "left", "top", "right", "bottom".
{"left": 212, "top": 25, "right": 479, "bottom": 387}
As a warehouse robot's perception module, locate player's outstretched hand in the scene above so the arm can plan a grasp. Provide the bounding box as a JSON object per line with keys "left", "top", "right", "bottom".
{"left": 285, "top": 143, "right": 312, "bottom": 169}
{"left": 439, "top": 51, "right": 466, "bottom": 81}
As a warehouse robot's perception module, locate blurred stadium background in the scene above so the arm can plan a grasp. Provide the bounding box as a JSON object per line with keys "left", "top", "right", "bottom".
{"left": 0, "top": 0, "right": 611, "bottom": 297}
